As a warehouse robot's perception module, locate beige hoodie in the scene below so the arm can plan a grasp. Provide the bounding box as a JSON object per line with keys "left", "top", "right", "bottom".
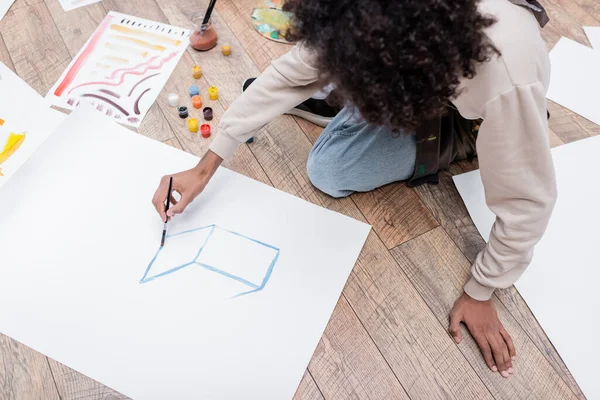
{"left": 209, "top": 0, "right": 557, "bottom": 301}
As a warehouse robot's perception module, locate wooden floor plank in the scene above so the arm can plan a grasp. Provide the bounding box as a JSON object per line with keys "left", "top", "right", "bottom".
{"left": 309, "top": 296, "right": 410, "bottom": 400}
{"left": 0, "top": 335, "right": 60, "bottom": 400}
{"left": 293, "top": 371, "right": 325, "bottom": 400}
{"left": 0, "top": 35, "right": 15, "bottom": 72}
{"left": 390, "top": 228, "right": 581, "bottom": 399}
{"left": 352, "top": 184, "right": 439, "bottom": 250}
{"left": 47, "top": 359, "right": 129, "bottom": 400}
{"left": 414, "top": 165, "right": 485, "bottom": 265}
{"left": 0, "top": 1, "right": 71, "bottom": 95}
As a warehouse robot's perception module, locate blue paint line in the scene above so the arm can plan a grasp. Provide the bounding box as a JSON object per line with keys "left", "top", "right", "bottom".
{"left": 231, "top": 251, "right": 279, "bottom": 298}
{"left": 140, "top": 224, "right": 280, "bottom": 297}
{"left": 140, "top": 246, "right": 162, "bottom": 283}
{"left": 196, "top": 262, "right": 260, "bottom": 288}
{"left": 192, "top": 225, "right": 216, "bottom": 263}
{"left": 140, "top": 261, "right": 195, "bottom": 283}
{"left": 222, "top": 229, "right": 280, "bottom": 251}
{"left": 167, "top": 224, "right": 215, "bottom": 239}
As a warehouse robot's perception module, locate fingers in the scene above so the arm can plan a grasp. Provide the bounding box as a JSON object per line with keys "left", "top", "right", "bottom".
{"left": 448, "top": 312, "right": 463, "bottom": 344}
{"left": 170, "top": 195, "right": 179, "bottom": 206}
{"left": 472, "top": 333, "right": 496, "bottom": 372}
{"left": 500, "top": 328, "right": 516, "bottom": 360}
{"left": 489, "top": 334, "right": 511, "bottom": 377}
{"left": 166, "top": 195, "right": 191, "bottom": 217}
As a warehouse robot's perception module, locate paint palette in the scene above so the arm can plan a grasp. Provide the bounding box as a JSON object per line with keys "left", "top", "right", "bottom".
{"left": 46, "top": 12, "right": 190, "bottom": 128}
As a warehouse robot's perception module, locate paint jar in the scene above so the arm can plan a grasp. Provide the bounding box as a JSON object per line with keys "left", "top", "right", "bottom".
{"left": 168, "top": 93, "right": 179, "bottom": 107}
{"left": 203, "top": 107, "right": 213, "bottom": 121}
{"left": 201, "top": 124, "right": 211, "bottom": 138}
{"left": 193, "top": 65, "right": 202, "bottom": 79}
{"left": 192, "top": 95, "right": 203, "bottom": 109}
{"left": 178, "top": 106, "right": 189, "bottom": 119}
{"left": 208, "top": 86, "right": 219, "bottom": 100}
{"left": 222, "top": 45, "right": 231, "bottom": 56}
{"left": 188, "top": 118, "right": 199, "bottom": 133}
{"left": 189, "top": 85, "right": 200, "bottom": 98}
{"left": 190, "top": 14, "right": 218, "bottom": 51}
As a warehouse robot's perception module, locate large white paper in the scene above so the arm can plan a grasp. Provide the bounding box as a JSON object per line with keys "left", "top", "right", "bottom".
{"left": 58, "top": 0, "right": 102, "bottom": 12}
{"left": 453, "top": 137, "right": 600, "bottom": 400}
{"left": 546, "top": 36, "right": 600, "bottom": 126}
{"left": 0, "top": 63, "right": 66, "bottom": 188}
{"left": 46, "top": 12, "right": 189, "bottom": 128}
{"left": 0, "top": 105, "right": 371, "bottom": 399}
{"left": 0, "top": 0, "right": 14, "bottom": 20}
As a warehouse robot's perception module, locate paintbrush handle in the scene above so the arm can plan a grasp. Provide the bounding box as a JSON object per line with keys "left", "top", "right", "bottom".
{"left": 202, "top": 0, "right": 217, "bottom": 26}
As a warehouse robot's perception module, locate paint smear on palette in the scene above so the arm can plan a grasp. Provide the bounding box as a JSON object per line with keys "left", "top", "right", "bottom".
{"left": 251, "top": 0, "right": 294, "bottom": 43}
{"left": 58, "top": 0, "right": 102, "bottom": 12}
{"left": 0, "top": 132, "right": 26, "bottom": 177}
{"left": 46, "top": 12, "right": 190, "bottom": 128}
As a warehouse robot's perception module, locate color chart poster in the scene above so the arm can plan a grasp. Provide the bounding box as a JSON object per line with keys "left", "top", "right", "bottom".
{"left": 47, "top": 12, "right": 190, "bottom": 128}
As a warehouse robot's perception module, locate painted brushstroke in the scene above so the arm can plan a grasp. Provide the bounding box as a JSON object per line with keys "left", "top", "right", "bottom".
{"left": 0, "top": 132, "right": 26, "bottom": 177}
{"left": 67, "top": 53, "right": 176, "bottom": 94}
{"left": 127, "top": 73, "right": 159, "bottom": 96}
{"left": 105, "top": 42, "right": 148, "bottom": 58}
{"left": 81, "top": 94, "right": 129, "bottom": 116}
{"left": 110, "top": 24, "right": 182, "bottom": 46}
{"left": 133, "top": 88, "right": 151, "bottom": 115}
{"left": 139, "top": 225, "right": 280, "bottom": 298}
{"left": 106, "top": 56, "right": 159, "bottom": 80}
{"left": 102, "top": 55, "right": 129, "bottom": 64}
{"left": 54, "top": 15, "right": 113, "bottom": 96}
{"left": 110, "top": 35, "right": 167, "bottom": 52}
{"left": 98, "top": 89, "right": 121, "bottom": 98}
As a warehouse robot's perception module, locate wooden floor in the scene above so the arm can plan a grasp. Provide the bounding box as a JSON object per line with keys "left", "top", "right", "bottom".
{"left": 0, "top": 0, "right": 598, "bottom": 399}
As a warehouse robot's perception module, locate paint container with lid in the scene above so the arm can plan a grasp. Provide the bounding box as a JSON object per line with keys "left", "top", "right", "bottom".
{"left": 203, "top": 107, "right": 213, "bottom": 121}
{"left": 178, "top": 106, "right": 189, "bottom": 119}
{"left": 189, "top": 85, "right": 200, "bottom": 98}
{"left": 201, "top": 124, "right": 211, "bottom": 138}
{"left": 192, "top": 65, "right": 202, "bottom": 79}
{"left": 168, "top": 93, "right": 179, "bottom": 107}
{"left": 192, "top": 95, "right": 203, "bottom": 109}
{"left": 208, "top": 86, "right": 218, "bottom": 100}
{"left": 188, "top": 118, "right": 199, "bottom": 133}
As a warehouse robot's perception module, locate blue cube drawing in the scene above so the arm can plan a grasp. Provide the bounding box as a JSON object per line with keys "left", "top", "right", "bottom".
{"left": 140, "top": 225, "right": 280, "bottom": 297}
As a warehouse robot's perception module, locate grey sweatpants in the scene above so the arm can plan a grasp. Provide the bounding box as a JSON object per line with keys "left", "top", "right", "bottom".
{"left": 307, "top": 106, "right": 417, "bottom": 198}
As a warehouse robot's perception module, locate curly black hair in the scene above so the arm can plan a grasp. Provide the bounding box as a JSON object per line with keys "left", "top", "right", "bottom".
{"left": 284, "top": 0, "right": 499, "bottom": 129}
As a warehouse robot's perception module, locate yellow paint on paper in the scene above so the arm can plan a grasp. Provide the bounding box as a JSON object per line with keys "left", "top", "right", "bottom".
{"left": 0, "top": 119, "right": 4, "bottom": 126}
{"left": 103, "top": 55, "right": 130, "bottom": 64}
{"left": 105, "top": 42, "right": 148, "bottom": 58}
{"left": 0, "top": 132, "right": 26, "bottom": 177}
{"left": 111, "top": 35, "right": 166, "bottom": 52}
{"left": 110, "top": 24, "right": 182, "bottom": 47}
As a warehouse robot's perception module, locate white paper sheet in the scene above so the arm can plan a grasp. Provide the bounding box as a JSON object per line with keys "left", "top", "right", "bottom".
{"left": 46, "top": 12, "right": 189, "bottom": 128}
{"left": 453, "top": 137, "right": 600, "bottom": 400}
{"left": 0, "top": 105, "right": 371, "bottom": 399}
{"left": 546, "top": 36, "right": 600, "bottom": 126}
{"left": 0, "top": 63, "right": 66, "bottom": 188}
{"left": 0, "top": 0, "right": 14, "bottom": 20}
{"left": 58, "top": 0, "right": 101, "bottom": 11}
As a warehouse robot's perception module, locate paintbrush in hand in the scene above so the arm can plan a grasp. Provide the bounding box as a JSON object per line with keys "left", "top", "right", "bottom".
{"left": 160, "top": 176, "right": 173, "bottom": 248}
